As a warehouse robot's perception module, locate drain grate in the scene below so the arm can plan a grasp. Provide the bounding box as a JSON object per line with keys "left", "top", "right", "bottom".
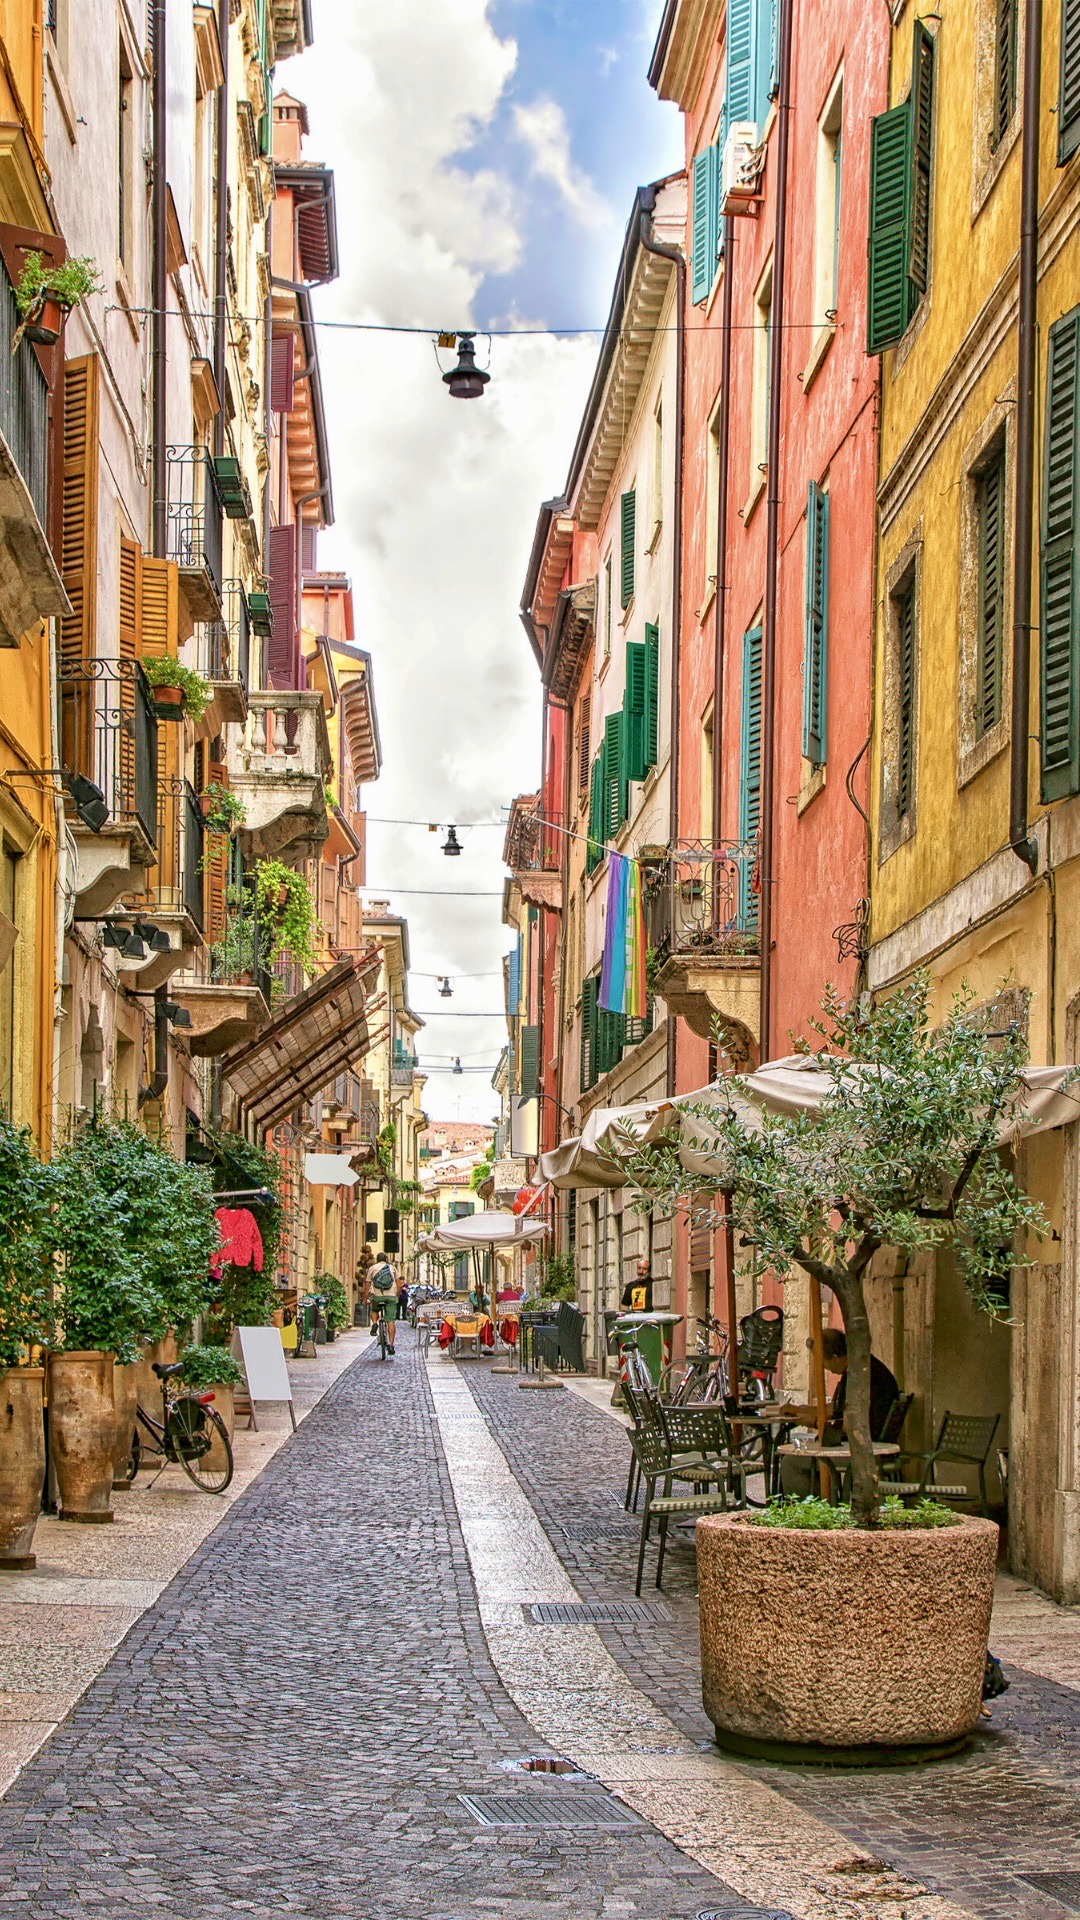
{"left": 697, "top": 1908, "right": 795, "bottom": 1920}
{"left": 1016, "top": 1873, "right": 1080, "bottom": 1910}
{"left": 560, "top": 1521, "right": 640, "bottom": 1542}
{"left": 528, "top": 1600, "right": 672, "bottom": 1625}
{"left": 459, "top": 1789, "right": 640, "bottom": 1828}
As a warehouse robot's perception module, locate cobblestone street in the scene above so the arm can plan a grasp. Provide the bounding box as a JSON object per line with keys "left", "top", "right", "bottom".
{"left": 2, "top": 1334, "right": 1080, "bottom": 1920}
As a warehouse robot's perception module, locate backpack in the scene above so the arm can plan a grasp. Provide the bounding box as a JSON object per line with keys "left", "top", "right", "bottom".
{"left": 371, "top": 1263, "right": 393, "bottom": 1293}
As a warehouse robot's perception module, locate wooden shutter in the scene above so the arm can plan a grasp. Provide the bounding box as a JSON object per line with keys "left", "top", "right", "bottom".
{"left": 691, "top": 146, "right": 720, "bottom": 304}
{"left": 644, "top": 622, "right": 660, "bottom": 767}
{"left": 580, "top": 975, "right": 597, "bottom": 1093}
{"left": 1040, "top": 308, "right": 1080, "bottom": 801}
{"left": 519, "top": 1024, "right": 539, "bottom": 1099}
{"left": 976, "top": 446, "right": 1006, "bottom": 739}
{"left": 620, "top": 489, "right": 636, "bottom": 608}
{"left": 622, "top": 641, "right": 648, "bottom": 782}
{"left": 738, "top": 626, "right": 763, "bottom": 930}
{"left": 908, "top": 20, "right": 935, "bottom": 296}
{"left": 867, "top": 103, "right": 912, "bottom": 353}
{"left": 577, "top": 693, "right": 591, "bottom": 799}
{"left": 603, "top": 710, "right": 627, "bottom": 837}
{"left": 118, "top": 535, "right": 140, "bottom": 665}
{"left": 205, "top": 755, "right": 228, "bottom": 941}
{"left": 802, "top": 483, "right": 829, "bottom": 765}
{"left": 725, "top": 0, "right": 756, "bottom": 125}
{"left": 266, "top": 522, "right": 299, "bottom": 688}
{"left": 1060, "top": 0, "right": 1080, "bottom": 162}
{"left": 270, "top": 332, "right": 295, "bottom": 413}
{"left": 138, "top": 556, "right": 179, "bottom": 660}
{"left": 586, "top": 755, "right": 604, "bottom": 872}
{"left": 896, "top": 582, "right": 917, "bottom": 817}
{"left": 993, "top": 0, "right": 1017, "bottom": 149}
{"left": 60, "top": 355, "right": 99, "bottom": 668}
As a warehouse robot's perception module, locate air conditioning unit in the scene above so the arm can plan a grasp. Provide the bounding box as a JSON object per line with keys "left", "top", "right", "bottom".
{"left": 721, "top": 122, "right": 762, "bottom": 214}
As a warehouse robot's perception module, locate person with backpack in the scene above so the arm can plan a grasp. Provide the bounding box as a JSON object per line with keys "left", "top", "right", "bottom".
{"left": 369, "top": 1254, "right": 399, "bottom": 1355}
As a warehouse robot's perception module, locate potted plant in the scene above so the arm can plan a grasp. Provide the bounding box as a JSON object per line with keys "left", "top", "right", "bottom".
{"left": 312, "top": 1271, "right": 348, "bottom": 1340}
{"left": 0, "top": 1119, "right": 52, "bottom": 1567}
{"left": 178, "top": 1344, "right": 244, "bottom": 1471}
{"left": 254, "top": 860, "right": 321, "bottom": 977}
{"left": 617, "top": 975, "right": 1047, "bottom": 1759}
{"left": 199, "top": 782, "right": 246, "bottom": 836}
{"left": 142, "top": 656, "right": 211, "bottom": 724}
{"left": 13, "top": 251, "right": 101, "bottom": 349}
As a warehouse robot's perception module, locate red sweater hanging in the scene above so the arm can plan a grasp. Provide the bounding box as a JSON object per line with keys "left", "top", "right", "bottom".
{"left": 211, "top": 1207, "right": 264, "bottom": 1276}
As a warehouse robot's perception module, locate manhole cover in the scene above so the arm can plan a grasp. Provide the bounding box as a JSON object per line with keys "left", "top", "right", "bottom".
{"left": 458, "top": 1790, "right": 640, "bottom": 1828}
{"left": 1016, "top": 1874, "right": 1080, "bottom": 1911}
{"left": 697, "top": 1908, "right": 795, "bottom": 1919}
{"left": 561, "top": 1521, "right": 640, "bottom": 1542}
{"left": 528, "top": 1600, "right": 672, "bottom": 1625}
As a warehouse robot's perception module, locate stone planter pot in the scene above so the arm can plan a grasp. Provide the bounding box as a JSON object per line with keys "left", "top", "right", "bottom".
{"left": 49, "top": 1352, "right": 117, "bottom": 1523}
{"left": 0, "top": 1367, "right": 45, "bottom": 1568}
{"left": 204, "top": 1383, "right": 234, "bottom": 1475}
{"left": 697, "top": 1512, "right": 999, "bottom": 1763}
{"left": 111, "top": 1362, "right": 139, "bottom": 1489}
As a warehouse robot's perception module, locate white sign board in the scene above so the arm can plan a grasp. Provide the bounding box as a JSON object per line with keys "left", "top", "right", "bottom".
{"left": 231, "top": 1326, "right": 296, "bottom": 1431}
{"left": 509, "top": 1094, "right": 538, "bottom": 1158}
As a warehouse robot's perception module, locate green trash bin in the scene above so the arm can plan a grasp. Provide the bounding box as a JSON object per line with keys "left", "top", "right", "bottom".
{"left": 614, "top": 1311, "right": 682, "bottom": 1389}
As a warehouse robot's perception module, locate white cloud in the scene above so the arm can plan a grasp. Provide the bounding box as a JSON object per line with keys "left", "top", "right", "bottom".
{"left": 280, "top": 2, "right": 599, "bottom": 1118}
{"left": 512, "top": 97, "right": 612, "bottom": 232}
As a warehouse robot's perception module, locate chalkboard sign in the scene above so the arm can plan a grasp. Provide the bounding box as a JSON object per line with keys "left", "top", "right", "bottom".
{"left": 231, "top": 1326, "right": 296, "bottom": 1432}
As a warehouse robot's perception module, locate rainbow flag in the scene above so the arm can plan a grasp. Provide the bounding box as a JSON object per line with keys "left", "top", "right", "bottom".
{"left": 600, "top": 854, "right": 647, "bottom": 1019}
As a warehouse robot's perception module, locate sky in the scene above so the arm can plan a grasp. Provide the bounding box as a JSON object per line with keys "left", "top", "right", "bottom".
{"left": 280, "top": 0, "right": 681, "bottom": 1121}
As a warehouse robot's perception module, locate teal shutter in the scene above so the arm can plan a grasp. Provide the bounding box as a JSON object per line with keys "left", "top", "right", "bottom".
{"left": 596, "top": 1005, "right": 626, "bottom": 1077}
{"left": 867, "top": 102, "right": 912, "bottom": 353}
{"left": 644, "top": 622, "right": 660, "bottom": 766}
{"left": 507, "top": 941, "right": 521, "bottom": 1017}
{"left": 908, "top": 21, "right": 935, "bottom": 297}
{"left": 622, "top": 641, "right": 648, "bottom": 782}
{"left": 975, "top": 445, "right": 1006, "bottom": 738}
{"left": 738, "top": 626, "right": 763, "bottom": 930}
{"left": 519, "top": 1024, "right": 539, "bottom": 1099}
{"left": 1061, "top": 0, "right": 1080, "bottom": 162}
{"left": 802, "top": 482, "right": 829, "bottom": 765}
{"left": 691, "top": 146, "right": 721, "bottom": 304}
{"left": 1040, "top": 307, "right": 1080, "bottom": 801}
{"left": 580, "top": 976, "right": 597, "bottom": 1092}
{"left": 764, "top": 0, "right": 779, "bottom": 106}
{"left": 620, "top": 490, "right": 636, "bottom": 606}
{"left": 586, "top": 754, "right": 604, "bottom": 872}
{"left": 603, "top": 711, "right": 628, "bottom": 835}
{"left": 725, "top": 0, "right": 756, "bottom": 126}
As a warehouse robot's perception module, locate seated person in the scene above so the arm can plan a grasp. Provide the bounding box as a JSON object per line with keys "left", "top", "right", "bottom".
{"left": 779, "top": 1328, "right": 900, "bottom": 1496}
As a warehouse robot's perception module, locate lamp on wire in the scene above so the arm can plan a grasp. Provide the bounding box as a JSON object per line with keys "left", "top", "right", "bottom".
{"left": 441, "top": 333, "right": 490, "bottom": 400}
{"left": 439, "top": 976, "right": 453, "bottom": 998}
{"left": 442, "top": 825, "right": 462, "bottom": 857}
{"left": 452, "top": 1056, "right": 463, "bottom": 1075}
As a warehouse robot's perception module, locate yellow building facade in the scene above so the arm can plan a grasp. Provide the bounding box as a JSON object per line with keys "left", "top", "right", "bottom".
{"left": 868, "top": 1, "right": 1080, "bottom": 1596}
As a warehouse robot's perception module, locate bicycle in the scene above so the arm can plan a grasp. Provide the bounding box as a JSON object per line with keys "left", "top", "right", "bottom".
{"left": 659, "top": 1316, "right": 731, "bottom": 1405}
{"left": 122, "top": 1361, "right": 233, "bottom": 1494}
{"left": 370, "top": 1301, "right": 391, "bottom": 1360}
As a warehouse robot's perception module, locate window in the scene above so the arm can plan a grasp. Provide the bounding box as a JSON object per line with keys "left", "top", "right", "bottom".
{"left": 691, "top": 142, "right": 722, "bottom": 303}
{"left": 1061, "top": 0, "right": 1080, "bottom": 162}
{"left": 992, "top": 0, "right": 1018, "bottom": 150}
{"left": 580, "top": 975, "right": 598, "bottom": 1092}
{"left": 705, "top": 393, "right": 722, "bottom": 593}
{"left": 603, "top": 710, "right": 628, "bottom": 836}
{"left": 603, "top": 554, "right": 613, "bottom": 655}
{"left": 193, "top": 86, "right": 214, "bottom": 274}
{"left": 813, "top": 79, "right": 843, "bottom": 330}
{"left": 651, "top": 400, "right": 664, "bottom": 541}
{"left": 751, "top": 267, "right": 772, "bottom": 485}
{"left": 576, "top": 692, "right": 591, "bottom": 804}
{"left": 519, "top": 1025, "right": 539, "bottom": 1099}
{"left": 587, "top": 757, "right": 604, "bottom": 872}
{"left": 803, "top": 480, "right": 829, "bottom": 765}
{"left": 1040, "top": 306, "right": 1080, "bottom": 799}
{"left": 867, "top": 21, "right": 936, "bottom": 352}
{"left": 894, "top": 574, "right": 918, "bottom": 821}
{"left": 738, "top": 625, "right": 763, "bottom": 929}
{"left": 118, "top": 41, "right": 134, "bottom": 269}
{"left": 620, "top": 488, "right": 636, "bottom": 608}
{"left": 975, "top": 440, "right": 1006, "bottom": 738}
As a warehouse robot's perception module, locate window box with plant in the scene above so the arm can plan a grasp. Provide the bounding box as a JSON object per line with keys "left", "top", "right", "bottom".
{"left": 254, "top": 859, "right": 320, "bottom": 978}
{"left": 142, "top": 655, "right": 211, "bottom": 724}
{"left": 13, "top": 251, "right": 101, "bottom": 349}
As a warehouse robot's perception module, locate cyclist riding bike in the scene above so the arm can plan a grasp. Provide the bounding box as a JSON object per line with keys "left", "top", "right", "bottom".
{"left": 369, "top": 1254, "right": 399, "bottom": 1356}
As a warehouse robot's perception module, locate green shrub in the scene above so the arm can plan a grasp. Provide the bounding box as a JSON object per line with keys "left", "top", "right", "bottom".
{"left": 312, "top": 1270, "right": 348, "bottom": 1332}
{"left": 0, "top": 1118, "right": 52, "bottom": 1367}
{"left": 179, "top": 1344, "right": 244, "bottom": 1389}
{"left": 535, "top": 1250, "right": 576, "bottom": 1301}
{"left": 141, "top": 655, "right": 211, "bottom": 722}
{"left": 747, "top": 1495, "right": 962, "bottom": 1532}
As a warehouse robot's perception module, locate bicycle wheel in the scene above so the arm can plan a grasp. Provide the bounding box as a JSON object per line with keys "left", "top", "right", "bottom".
{"left": 124, "top": 1424, "right": 142, "bottom": 1482}
{"left": 170, "top": 1402, "right": 233, "bottom": 1494}
{"left": 378, "top": 1319, "right": 389, "bottom": 1360}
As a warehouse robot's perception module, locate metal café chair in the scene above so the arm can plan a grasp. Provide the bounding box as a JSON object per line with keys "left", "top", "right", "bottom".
{"left": 882, "top": 1411, "right": 1001, "bottom": 1514}
{"left": 627, "top": 1415, "right": 731, "bottom": 1595}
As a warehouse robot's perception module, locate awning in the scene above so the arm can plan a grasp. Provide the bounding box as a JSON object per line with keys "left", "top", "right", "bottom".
{"left": 223, "top": 954, "right": 380, "bottom": 1128}
{"left": 305, "top": 1152, "right": 361, "bottom": 1188}
{"left": 417, "top": 1210, "right": 550, "bottom": 1252}
{"left": 541, "top": 1057, "right": 1080, "bottom": 1190}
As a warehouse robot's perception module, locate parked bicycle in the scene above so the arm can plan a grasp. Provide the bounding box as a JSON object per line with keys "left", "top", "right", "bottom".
{"left": 121, "top": 1361, "right": 233, "bottom": 1494}
{"left": 659, "top": 1315, "right": 731, "bottom": 1405}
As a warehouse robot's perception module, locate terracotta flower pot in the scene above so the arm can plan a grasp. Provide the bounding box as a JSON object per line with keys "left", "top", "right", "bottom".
{"left": 111, "top": 1361, "right": 139, "bottom": 1489}
{"left": 49, "top": 1351, "right": 117, "bottom": 1523}
{"left": 696, "top": 1511, "right": 999, "bottom": 1763}
{"left": 0, "top": 1367, "right": 45, "bottom": 1568}
{"left": 152, "top": 683, "right": 185, "bottom": 720}
{"left": 25, "top": 295, "right": 63, "bottom": 345}
{"left": 203, "top": 1383, "right": 234, "bottom": 1475}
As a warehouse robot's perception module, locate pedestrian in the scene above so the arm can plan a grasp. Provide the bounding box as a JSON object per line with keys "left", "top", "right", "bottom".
{"left": 369, "top": 1253, "right": 399, "bottom": 1355}
{"left": 620, "top": 1257, "right": 653, "bottom": 1314}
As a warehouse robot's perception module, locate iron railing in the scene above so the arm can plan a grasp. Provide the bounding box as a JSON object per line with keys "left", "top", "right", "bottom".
{"left": 203, "top": 880, "right": 272, "bottom": 1000}
{"left": 165, "top": 446, "right": 223, "bottom": 601}
{"left": 0, "top": 254, "right": 48, "bottom": 527}
{"left": 59, "top": 658, "right": 158, "bottom": 848}
{"left": 123, "top": 776, "right": 204, "bottom": 930}
{"left": 195, "top": 580, "right": 252, "bottom": 692}
{"left": 506, "top": 806, "right": 563, "bottom": 875}
{"left": 644, "top": 840, "right": 761, "bottom": 959}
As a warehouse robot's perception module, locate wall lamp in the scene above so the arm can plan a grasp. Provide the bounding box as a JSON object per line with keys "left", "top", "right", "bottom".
{"left": 5, "top": 767, "right": 109, "bottom": 832}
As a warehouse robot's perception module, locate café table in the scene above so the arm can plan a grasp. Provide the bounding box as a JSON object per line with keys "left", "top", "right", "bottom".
{"left": 775, "top": 1440, "right": 901, "bottom": 1504}
{"left": 727, "top": 1404, "right": 820, "bottom": 1498}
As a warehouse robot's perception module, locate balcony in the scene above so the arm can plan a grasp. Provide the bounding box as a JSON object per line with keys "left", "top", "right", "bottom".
{"left": 119, "top": 777, "right": 207, "bottom": 987}
{"left": 166, "top": 447, "right": 223, "bottom": 622}
{"left": 225, "top": 688, "right": 331, "bottom": 861}
{"left": 504, "top": 803, "right": 563, "bottom": 912}
{"left": 192, "top": 580, "right": 251, "bottom": 732}
{"left": 0, "top": 249, "right": 69, "bottom": 644}
{"left": 172, "top": 881, "right": 271, "bottom": 1056}
{"left": 646, "top": 841, "right": 760, "bottom": 1061}
{"left": 59, "top": 659, "right": 158, "bottom": 917}
{"left": 391, "top": 1045, "right": 418, "bottom": 1088}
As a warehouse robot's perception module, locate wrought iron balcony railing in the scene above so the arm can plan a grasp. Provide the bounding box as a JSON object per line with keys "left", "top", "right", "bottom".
{"left": 506, "top": 806, "right": 563, "bottom": 875}
{"left": 644, "top": 840, "right": 761, "bottom": 959}
{"left": 123, "top": 777, "right": 205, "bottom": 932}
{"left": 194, "top": 580, "right": 252, "bottom": 694}
{"left": 202, "top": 881, "right": 272, "bottom": 1000}
{"left": 0, "top": 253, "right": 48, "bottom": 528}
{"left": 59, "top": 657, "right": 158, "bottom": 849}
{"left": 166, "top": 446, "right": 223, "bottom": 605}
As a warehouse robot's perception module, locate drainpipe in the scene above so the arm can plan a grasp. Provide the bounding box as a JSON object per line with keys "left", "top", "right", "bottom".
{"left": 138, "top": 987, "right": 170, "bottom": 1108}
{"left": 711, "top": 217, "right": 736, "bottom": 904}
{"left": 548, "top": 689, "right": 573, "bottom": 1152}
{"left": 1009, "top": 0, "right": 1043, "bottom": 875}
{"left": 212, "top": 0, "right": 229, "bottom": 461}
{"left": 759, "top": 0, "right": 795, "bottom": 1060}
{"left": 638, "top": 195, "right": 685, "bottom": 1099}
{"left": 151, "top": 0, "right": 167, "bottom": 555}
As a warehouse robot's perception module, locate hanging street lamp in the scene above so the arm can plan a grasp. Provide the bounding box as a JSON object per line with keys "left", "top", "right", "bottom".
{"left": 442, "top": 333, "right": 490, "bottom": 400}
{"left": 442, "top": 825, "right": 462, "bottom": 857}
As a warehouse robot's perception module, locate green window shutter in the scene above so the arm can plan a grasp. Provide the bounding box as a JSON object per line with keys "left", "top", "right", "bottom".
{"left": 586, "top": 754, "right": 604, "bottom": 872}
{"left": 603, "top": 710, "right": 628, "bottom": 835}
{"left": 908, "top": 20, "right": 935, "bottom": 297}
{"left": 1040, "top": 308, "right": 1080, "bottom": 801}
{"left": 802, "top": 482, "right": 829, "bottom": 765}
{"left": 596, "top": 1005, "right": 626, "bottom": 1078}
{"left": 620, "top": 490, "right": 636, "bottom": 606}
{"left": 738, "top": 625, "right": 763, "bottom": 930}
{"left": 725, "top": 0, "right": 757, "bottom": 126}
{"left": 691, "top": 146, "right": 721, "bottom": 304}
{"left": 622, "top": 641, "right": 649, "bottom": 782}
{"left": 975, "top": 445, "right": 1006, "bottom": 739}
{"left": 896, "top": 580, "right": 917, "bottom": 818}
{"left": 1061, "top": 0, "right": 1080, "bottom": 162}
{"left": 644, "top": 622, "right": 660, "bottom": 767}
{"left": 580, "top": 976, "right": 597, "bottom": 1092}
{"left": 992, "top": 0, "right": 1018, "bottom": 149}
{"left": 867, "top": 102, "right": 912, "bottom": 353}
{"left": 519, "top": 1024, "right": 539, "bottom": 1099}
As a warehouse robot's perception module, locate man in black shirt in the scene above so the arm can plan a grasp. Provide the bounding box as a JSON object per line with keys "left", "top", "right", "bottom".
{"left": 821, "top": 1327, "right": 899, "bottom": 1443}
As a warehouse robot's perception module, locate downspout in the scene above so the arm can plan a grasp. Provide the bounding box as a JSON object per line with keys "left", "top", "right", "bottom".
{"left": 150, "top": 0, "right": 167, "bottom": 554}
{"left": 759, "top": 0, "right": 796, "bottom": 1059}
{"left": 1009, "top": 0, "right": 1042, "bottom": 874}
{"left": 638, "top": 197, "right": 685, "bottom": 1099}
{"left": 548, "top": 689, "right": 574, "bottom": 1149}
{"left": 711, "top": 216, "right": 736, "bottom": 900}
{"left": 212, "top": 0, "right": 229, "bottom": 461}
{"left": 138, "top": 988, "right": 170, "bottom": 1108}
